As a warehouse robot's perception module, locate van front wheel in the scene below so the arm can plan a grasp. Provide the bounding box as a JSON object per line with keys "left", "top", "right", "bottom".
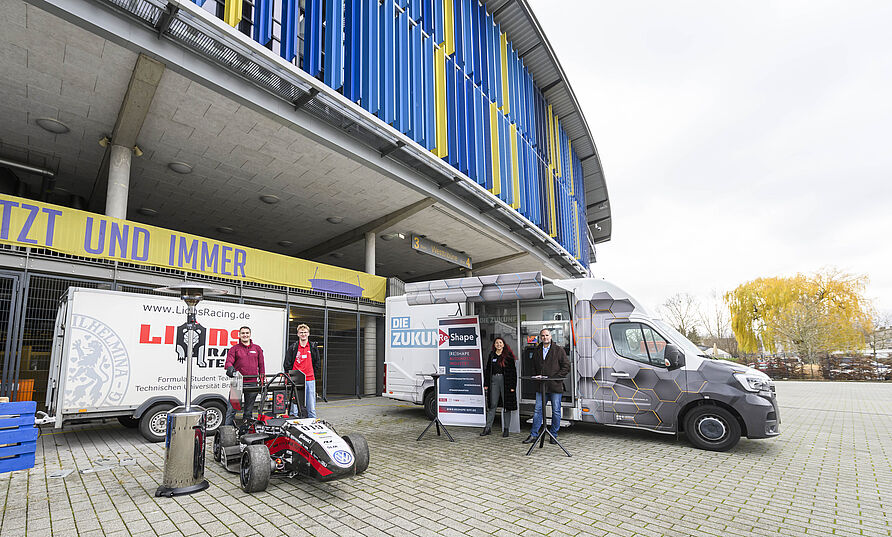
{"left": 684, "top": 405, "right": 741, "bottom": 451}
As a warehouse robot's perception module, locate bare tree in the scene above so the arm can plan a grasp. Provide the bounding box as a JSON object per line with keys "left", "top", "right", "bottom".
{"left": 661, "top": 293, "right": 700, "bottom": 342}
{"left": 699, "top": 290, "right": 738, "bottom": 357}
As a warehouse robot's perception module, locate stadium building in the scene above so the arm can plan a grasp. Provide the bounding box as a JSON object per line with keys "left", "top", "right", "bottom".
{"left": 0, "top": 0, "right": 610, "bottom": 406}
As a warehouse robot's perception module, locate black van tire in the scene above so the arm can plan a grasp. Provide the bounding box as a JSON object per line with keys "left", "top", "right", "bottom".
{"left": 684, "top": 405, "right": 741, "bottom": 451}
{"left": 117, "top": 415, "right": 139, "bottom": 428}
{"left": 423, "top": 389, "right": 437, "bottom": 421}
{"left": 343, "top": 434, "right": 370, "bottom": 475}
{"left": 203, "top": 401, "right": 226, "bottom": 435}
{"left": 240, "top": 444, "right": 271, "bottom": 493}
{"left": 139, "top": 403, "right": 174, "bottom": 443}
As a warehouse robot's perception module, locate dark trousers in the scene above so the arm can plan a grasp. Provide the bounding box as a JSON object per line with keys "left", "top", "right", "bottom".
{"left": 224, "top": 392, "right": 258, "bottom": 426}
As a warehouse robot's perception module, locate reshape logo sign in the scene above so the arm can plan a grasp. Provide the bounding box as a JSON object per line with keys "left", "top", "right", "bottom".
{"left": 448, "top": 327, "right": 477, "bottom": 346}
{"left": 438, "top": 330, "right": 449, "bottom": 346}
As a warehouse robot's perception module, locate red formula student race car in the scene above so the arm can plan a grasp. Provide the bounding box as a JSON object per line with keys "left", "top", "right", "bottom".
{"left": 213, "top": 372, "right": 370, "bottom": 492}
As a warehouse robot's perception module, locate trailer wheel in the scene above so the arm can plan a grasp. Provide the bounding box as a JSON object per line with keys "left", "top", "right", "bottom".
{"left": 213, "top": 426, "right": 238, "bottom": 463}
{"left": 203, "top": 401, "right": 226, "bottom": 435}
{"left": 343, "top": 434, "right": 370, "bottom": 475}
{"left": 139, "top": 403, "right": 174, "bottom": 443}
{"left": 423, "top": 389, "right": 437, "bottom": 421}
{"left": 240, "top": 444, "right": 271, "bottom": 493}
{"left": 117, "top": 415, "right": 139, "bottom": 428}
{"left": 684, "top": 405, "right": 741, "bottom": 452}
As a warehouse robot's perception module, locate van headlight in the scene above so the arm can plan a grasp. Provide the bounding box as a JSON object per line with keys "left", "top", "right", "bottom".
{"left": 733, "top": 373, "right": 771, "bottom": 393}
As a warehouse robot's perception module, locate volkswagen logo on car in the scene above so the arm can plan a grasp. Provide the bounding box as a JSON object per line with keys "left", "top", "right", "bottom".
{"left": 332, "top": 449, "right": 354, "bottom": 467}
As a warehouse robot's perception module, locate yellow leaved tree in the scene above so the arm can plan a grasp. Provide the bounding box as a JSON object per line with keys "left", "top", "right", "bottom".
{"left": 725, "top": 269, "right": 873, "bottom": 363}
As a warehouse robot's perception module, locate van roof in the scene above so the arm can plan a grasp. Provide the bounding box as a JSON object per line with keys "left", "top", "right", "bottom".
{"left": 553, "top": 278, "right": 650, "bottom": 317}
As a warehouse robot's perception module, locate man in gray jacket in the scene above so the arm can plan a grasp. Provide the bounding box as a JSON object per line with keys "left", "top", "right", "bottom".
{"left": 522, "top": 329, "right": 571, "bottom": 444}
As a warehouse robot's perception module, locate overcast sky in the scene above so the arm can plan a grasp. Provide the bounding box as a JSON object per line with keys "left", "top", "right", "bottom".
{"left": 530, "top": 0, "right": 892, "bottom": 318}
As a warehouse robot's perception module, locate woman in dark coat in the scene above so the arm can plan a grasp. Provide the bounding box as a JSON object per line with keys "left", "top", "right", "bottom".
{"left": 481, "top": 337, "right": 518, "bottom": 437}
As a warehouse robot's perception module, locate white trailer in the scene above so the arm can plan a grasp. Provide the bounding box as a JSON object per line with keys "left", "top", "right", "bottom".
{"left": 44, "top": 287, "right": 286, "bottom": 442}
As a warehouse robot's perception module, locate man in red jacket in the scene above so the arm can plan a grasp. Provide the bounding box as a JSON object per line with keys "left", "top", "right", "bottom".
{"left": 224, "top": 326, "right": 265, "bottom": 426}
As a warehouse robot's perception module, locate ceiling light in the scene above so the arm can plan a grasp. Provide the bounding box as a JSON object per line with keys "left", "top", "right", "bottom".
{"left": 330, "top": 252, "right": 344, "bottom": 258}
{"left": 35, "top": 118, "right": 70, "bottom": 134}
{"left": 138, "top": 207, "right": 158, "bottom": 217}
{"left": 168, "top": 162, "right": 193, "bottom": 174}
{"left": 216, "top": 226, "right": 234, "bottom": 234}
{"left": 380, "top": 232, "right": 406, "bottom": 241}
{"left": 326, "top": 216, "right": 343, "bottom": 224}
{"left": 277, "top": 240, "right": 293, "bottom": 247}
{"left": 98, "top": 136, "right": 110, "bottom": 148}
{"left": 260, "top": 194, "right": 280, "bottom": 204}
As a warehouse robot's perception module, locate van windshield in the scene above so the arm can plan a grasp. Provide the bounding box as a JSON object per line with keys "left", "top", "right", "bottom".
{"left": 653, "top": 319, "right": 707, "bottom": 358}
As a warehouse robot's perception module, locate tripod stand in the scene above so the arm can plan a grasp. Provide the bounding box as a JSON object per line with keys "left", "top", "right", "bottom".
{"left": 523, "top": 376, "right": 571, "bottom": 457}
{"left": 416, "top": 373, "right": 454, "bottom": 442}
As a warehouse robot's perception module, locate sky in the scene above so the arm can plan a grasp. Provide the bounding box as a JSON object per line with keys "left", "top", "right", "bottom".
{"left": 530, "top": 0, "right": 892, "bottom": 318}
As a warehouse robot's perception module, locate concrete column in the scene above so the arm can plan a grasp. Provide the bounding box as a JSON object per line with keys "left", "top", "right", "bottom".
{"left": 106, "top": 144, "right": 132, "bottom": 219}
{"left": 364, "top": 231, "right": 377, "bottom": 395}
{"left": 364, "top": 231, "right": 375, "bottom": 274}
{"left": 465, "top": 269, "right": 474, "bottom": 315}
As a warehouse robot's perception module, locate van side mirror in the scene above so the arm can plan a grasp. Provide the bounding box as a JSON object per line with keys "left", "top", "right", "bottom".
{"left": 664, "top": 344, "right": 685, "bottom": 370}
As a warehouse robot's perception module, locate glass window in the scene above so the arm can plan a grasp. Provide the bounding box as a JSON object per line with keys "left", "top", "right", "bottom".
{"left": 610, "top": 322, "right": 671, "bottom": 367}
{"left": 609, "top": 322, "right": 651, "bottom": 365}
{"left": 642, "top": 325, "right": 668, "bottom": 367}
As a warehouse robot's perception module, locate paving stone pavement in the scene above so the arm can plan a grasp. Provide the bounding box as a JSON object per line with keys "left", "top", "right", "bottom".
{"left": 1, "top": 381, "right": 890, "bottom": 536}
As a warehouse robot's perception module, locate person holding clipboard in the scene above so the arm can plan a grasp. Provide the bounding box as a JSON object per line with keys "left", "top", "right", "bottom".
{"left": 522, "top": 329, "right": 570, "bottom": 445}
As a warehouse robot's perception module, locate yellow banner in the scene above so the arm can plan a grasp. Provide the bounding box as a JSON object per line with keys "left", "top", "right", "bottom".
{"left": 0, "top": 194, "right": 386, "bottom": 302}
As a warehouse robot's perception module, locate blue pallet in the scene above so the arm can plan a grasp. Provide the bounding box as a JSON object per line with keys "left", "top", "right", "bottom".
{"left": 0, "top": 401, "right": 37, "bottom": 474}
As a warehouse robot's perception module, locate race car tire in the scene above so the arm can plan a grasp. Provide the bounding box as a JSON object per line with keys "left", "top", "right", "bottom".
{"left": 214, "top": 426, "right": 238, "bottom": 463}
{"left": 240, "top": 444, "right": 271, "bottom": 493}
{"left": 343, "top": 434, "right": 370, "bottom": 475}
{"left": 117, "top": 415, "right": 139, "bottom": 428}
{"left": 203, "top": 401, "right": 227, "bottom": 435}
{"left": 423, "top": 389, "right": 437, "bottom": 421}
{"left": 684, "top": 404, "right": 741, "bottom": 452}
{"left": 139, "top": 403, "right": 175, "bottom": 443}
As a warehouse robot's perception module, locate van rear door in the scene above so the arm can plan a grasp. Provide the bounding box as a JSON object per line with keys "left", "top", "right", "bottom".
{"left": 602, "top": 321, "right": 686, "bottom": 433}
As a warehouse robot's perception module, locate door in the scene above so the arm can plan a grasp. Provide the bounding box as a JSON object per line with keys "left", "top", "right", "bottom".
{"left": 603, "top": 322, "right": 686, "bottom": 432}
{"left": 0, "top": 272, "right": 22, "bottom": 399}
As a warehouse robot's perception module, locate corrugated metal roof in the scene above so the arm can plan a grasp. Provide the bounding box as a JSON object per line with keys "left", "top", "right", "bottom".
{"left": 485, "top": 0, "right": 611, "bottom": 243}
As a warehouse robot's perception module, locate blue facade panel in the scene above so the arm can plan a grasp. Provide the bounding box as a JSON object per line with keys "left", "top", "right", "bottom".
{"left": 303, "top": 0, "right": 323, "bottom": 77}
{"left": 344, "top": 0, "right": 363, "bottom": 101}
{"left": 379, "top": 0, "right": 395, "bottom": 123}
{"left": 324, "top": 0, "right": 345, "bottom": 90}
{"left": 394, "top": 10, "right": 410, "bottom": 132}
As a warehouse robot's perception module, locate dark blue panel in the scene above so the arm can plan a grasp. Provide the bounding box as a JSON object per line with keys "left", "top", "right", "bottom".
{"left": 191, "top": 0, "right": 207, "bottom": 6}
{"left": 474, "top": 86, "right": 486, "bottom": 186}
{"left": 423, "top": 34, "right": 436, "bottom": 151}
{"left": 456, "top": 66, "right": 468, "bottom": 174}
{"left": 453, "top": 0, "right": 464, "bottom": 68}
{"left": 361, "top": 0, "right": 380, "bottom": 114}
{"left": 409, "top": 0, "right": 420, "bottom": 19}
{"left": 482, "top": 96, "right": 493, "bottom": 190}
{"left": 323, "top": 0, "right": 345, "bottom": 90}
{"left": 421, "top": 0, "right": 434, "bottom": 35}
{"left": 409, "top": 21, "right": 424, "bottom": 143}
{"left": 395, "top": 10, "right": 410, "bottom": 132}
{"left": 445, "top": 58, "right": 458, "bottom": 166}
{"left": 253, "top": 0, "right": 273, "bottom": 45}
{"left": 280, "top": 0, "right": 299, "bottom": 62}
{"left": 477, "top": 3, "right": 488, "bottom": 91}
{"left": 462, "top": 0, "right": 474, "bottom": 77}
{"left": 492, "top": 22, "right": 502, "bottom": 109}
{"left": 517, "top": 138, "right": 527, "bottom": 216}
{"left": 507, "top": 41, "right": 516, "bottom": 124}
{"left": 501, "top": 115, "right": 510, "bottom": 203}
{"left": 434, "top": 0, "right": 445, "bottom": 44}
{"left": 464, "top": 77, "right": 477, "bottom": 181}
{"left": 303, "top": 0, "right": 322, "bottom": 77}
{"left": 344, "top": 0, "right": 363, "bottom": 101}
{"left": 379, "top": 0, "right": 395, "bottom": 123}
